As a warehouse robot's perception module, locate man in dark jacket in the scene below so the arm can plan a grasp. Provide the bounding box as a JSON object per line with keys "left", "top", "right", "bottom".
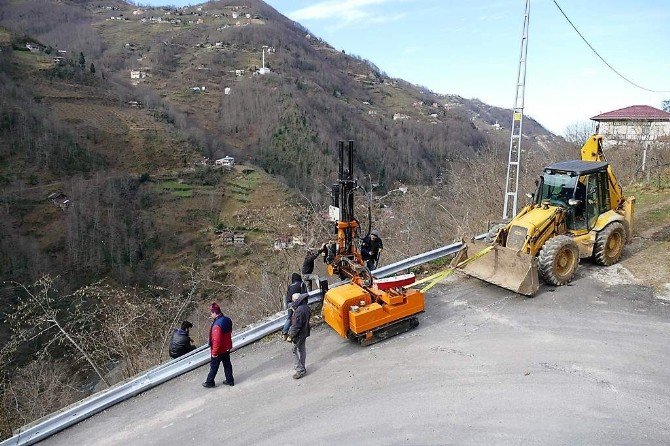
{"left": 169, "top": 321, "right": 196, "bottom": 359}
{"left": 361, "top": 229, "right": 383, "bottom": 270}
{"left": 301, "top": 245, "right": 326, "bottom": 291}
{"left": 287, "top": 292, "right": 311, "bottom": 379}
{"left": 203, "top": 302, "right": 235, "bottom": 388}
{"left": 282, "top": 273, "right": 306, "bottom": 337}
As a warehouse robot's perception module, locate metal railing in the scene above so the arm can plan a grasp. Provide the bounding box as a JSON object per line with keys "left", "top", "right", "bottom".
{"left": 2, "top": 240, "right": 466, "bottom": 446}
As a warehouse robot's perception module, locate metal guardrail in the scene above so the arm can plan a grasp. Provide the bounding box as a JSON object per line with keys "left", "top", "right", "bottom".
{"left": 2, "top": 240, "right": 466, "bottom": 446}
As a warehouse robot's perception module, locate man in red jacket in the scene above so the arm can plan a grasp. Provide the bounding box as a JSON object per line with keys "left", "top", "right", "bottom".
{"left": 202, "top": 302, "right": 235, "bottom": 388}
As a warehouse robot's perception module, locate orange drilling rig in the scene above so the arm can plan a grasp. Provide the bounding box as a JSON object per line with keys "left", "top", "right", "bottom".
{"left": 321, "top": 140, "right": 425, "bottom": 345}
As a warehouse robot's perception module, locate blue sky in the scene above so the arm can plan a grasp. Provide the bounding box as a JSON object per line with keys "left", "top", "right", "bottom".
{"left": 140, "top": 0, "right": 670, "bottom": 135}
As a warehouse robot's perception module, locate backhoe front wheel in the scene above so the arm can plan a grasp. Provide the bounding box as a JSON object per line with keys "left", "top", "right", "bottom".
{"left": 538, "top": 235, "right": 579, "bottom": 286}
{"left": 593, "top": 222, "right": 625, "bottom": 266}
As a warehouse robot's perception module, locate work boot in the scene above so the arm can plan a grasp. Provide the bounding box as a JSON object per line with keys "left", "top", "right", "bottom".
{"left": 202, "top": 382, "right": 215, "bottom": 388}
{"left": 222, "top": 381, "right": 235, "bottom": 387}
{"left": 292, "top": 371, "right": 306, "bottom": 380}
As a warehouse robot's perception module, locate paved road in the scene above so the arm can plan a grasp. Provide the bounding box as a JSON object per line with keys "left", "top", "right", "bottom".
{"left": 45, "top": 264, "right": 670, "bottom": 445}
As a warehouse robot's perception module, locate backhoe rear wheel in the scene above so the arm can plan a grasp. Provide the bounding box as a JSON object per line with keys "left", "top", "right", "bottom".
{"left": 538, "top": 235, "right": 579, "bottom": 286}
{"left": 593, "top": 222, "right": 625, "bottom": 266}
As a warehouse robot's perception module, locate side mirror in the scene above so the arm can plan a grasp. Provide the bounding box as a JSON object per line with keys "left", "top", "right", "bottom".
{"left": 568, "top": 199, "right": 582, "bottom": 206}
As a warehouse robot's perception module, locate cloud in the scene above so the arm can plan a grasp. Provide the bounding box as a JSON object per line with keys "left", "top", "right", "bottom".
{"left": 289, "top": 0, "right": 398, "bottom": 28}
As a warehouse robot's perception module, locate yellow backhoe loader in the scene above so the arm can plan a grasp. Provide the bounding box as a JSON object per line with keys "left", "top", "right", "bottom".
{"left": 453, "top": 134, "right": 635, "bottom": 295}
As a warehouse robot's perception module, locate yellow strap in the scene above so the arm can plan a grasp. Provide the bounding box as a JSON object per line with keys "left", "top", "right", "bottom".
{"left": 408, "top": 245, "right": 494, "bottom": 292}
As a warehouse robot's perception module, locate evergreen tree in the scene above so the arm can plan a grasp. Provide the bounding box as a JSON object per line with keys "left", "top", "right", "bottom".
{"left": 90, "top": 63, "right": 95, "bottom": 74}
{"left": 662, "top": 100, "right": 670, "bottom": 112}
{"left": 79, "top": 52, "right": 85, "bottom": 69}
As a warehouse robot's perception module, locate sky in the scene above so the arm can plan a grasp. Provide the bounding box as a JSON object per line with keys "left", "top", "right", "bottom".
{"left": 140, "top": 0, "right": 670, "bottom": 136}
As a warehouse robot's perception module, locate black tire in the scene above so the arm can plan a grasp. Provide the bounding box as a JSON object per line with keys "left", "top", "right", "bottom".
{"left": 485, "top": 223, "right": 506, "bottom": 243}
{"left": 538, "top": 235, "right": 579, "bottom": 286}
{"left": 593, "top": 222, "right": 625, "bottom": 266}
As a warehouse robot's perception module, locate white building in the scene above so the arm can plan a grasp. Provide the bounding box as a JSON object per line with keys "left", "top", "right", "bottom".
{"left": 215, "top": 156, "right": 235, "bottom": 167}
{"left": 591, "top": 105, "right": 670, "bottom": 147}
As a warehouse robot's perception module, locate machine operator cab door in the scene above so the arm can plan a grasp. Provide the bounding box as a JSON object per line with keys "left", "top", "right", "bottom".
{"left": 537, "top": 160, "right": 611, "bottom": 232}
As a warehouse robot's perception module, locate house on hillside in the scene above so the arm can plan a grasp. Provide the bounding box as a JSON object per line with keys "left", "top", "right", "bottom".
{"left": 215, "top": 156, "right": 235, "bottom": 168}
{"left": 130, "top": 70, "right": 147, "bottom": 79}
{"left": 233, "top": 233, "right": 245, "bottom": 245}
{"left": 25, "top": 43, "right": 43, "bottom": 52}
{"left": 273, "top": 235, "right": 293, "bottom": 250}
{"left": 47, "top": 192, "right": 71, "bottom": 211}
{"left": 591, "top": 105, "right": 670, "bottom": 147}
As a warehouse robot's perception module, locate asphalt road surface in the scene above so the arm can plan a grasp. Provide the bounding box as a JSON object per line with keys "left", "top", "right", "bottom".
{"left": 44, "top": 263, "right": 670, "bottom": 445}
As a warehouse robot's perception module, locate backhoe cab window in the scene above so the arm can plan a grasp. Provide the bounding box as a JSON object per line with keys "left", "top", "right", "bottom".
{"left": 538, "top": 172, "right": 577, "bottom": 207}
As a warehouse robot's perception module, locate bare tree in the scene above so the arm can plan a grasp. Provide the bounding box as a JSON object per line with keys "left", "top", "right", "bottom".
{"left": 4, "top": 276, "right": 110, "bottom": 387}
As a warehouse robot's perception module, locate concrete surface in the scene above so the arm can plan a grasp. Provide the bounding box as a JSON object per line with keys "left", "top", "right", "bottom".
{"left": 44, "top": 263, "right": 670, "bottom": 445}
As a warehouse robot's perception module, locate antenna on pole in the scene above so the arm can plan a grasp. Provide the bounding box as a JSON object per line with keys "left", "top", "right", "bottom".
{"left": 503, "top": 0, "right": 530, "bottom": 220}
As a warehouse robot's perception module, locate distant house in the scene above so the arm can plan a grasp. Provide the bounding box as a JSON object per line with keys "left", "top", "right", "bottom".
{"left": 220, "top": 231, "right": 234, "bottom": 244}
{"left": 393, "top": 113, "right": 410, "bottom": 121}
{"left": 224, "top": 87, "right": 231, "bottom": 95}
{"left": 47, "top": 192, "right": 71, "bottom": 211}
{"left": 130, "top": 70, "right": 147, "bottom": 79}
{"left": 233, "top": 233, "right": 245, "bottom": 245}
{"left": 234, "top": 69, "right": 245, "bottom": 76}
{"left": 191, "top": 86, "right": 206, "bottom": 92}
{"left": 215, "top": 156, "right": 235, "bottom": 167}
{"left": 292, "top": 235, "right": 305, "bottom": 247}
{"left": 273, "top": 236, "right": 292, "bottom": 250}
{"left": 492, "top": 121, "right": 502, "bottom": 131}
{"left": 232, "top": 12, "right": 239, "bottom": 19}
{"left": 26, "top": 43, "right": 45, "bottom": 52}
{"left": 591, "top": 105, "right": 670, "bottom": 147}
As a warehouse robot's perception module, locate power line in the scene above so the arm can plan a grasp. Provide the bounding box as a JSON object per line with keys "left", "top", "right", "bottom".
{"left": 552, "top": 0, "right": 670, "bottom": 94}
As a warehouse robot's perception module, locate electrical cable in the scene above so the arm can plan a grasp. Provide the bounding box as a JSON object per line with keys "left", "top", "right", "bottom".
{"left": 552, "top": 0, "right": 670, "bottom": 93}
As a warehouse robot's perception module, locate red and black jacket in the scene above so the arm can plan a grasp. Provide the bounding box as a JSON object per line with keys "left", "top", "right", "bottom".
{"left": 209, "top": 314, "right": 233, "bottom": 356}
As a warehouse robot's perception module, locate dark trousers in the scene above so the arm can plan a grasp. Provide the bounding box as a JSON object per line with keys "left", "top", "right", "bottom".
{"left": 205, "top": 352, "right": 234, "bottom": 385}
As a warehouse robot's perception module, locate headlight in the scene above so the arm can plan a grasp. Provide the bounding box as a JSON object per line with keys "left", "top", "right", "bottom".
{"left": 506, "top": 225, "right": 528, "bottom": 250}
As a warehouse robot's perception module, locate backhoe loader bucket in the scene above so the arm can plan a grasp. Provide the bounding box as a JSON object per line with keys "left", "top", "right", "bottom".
{"left": 451, "top": 239, "right": 540, "bottom": 296}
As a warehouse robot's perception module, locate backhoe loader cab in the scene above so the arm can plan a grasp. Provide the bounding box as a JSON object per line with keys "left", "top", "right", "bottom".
{"left": 453, "top": 134, "right": 635, "bottom": 296}
{"left": 537, "top": 160, "right": 611, "bottom": 232}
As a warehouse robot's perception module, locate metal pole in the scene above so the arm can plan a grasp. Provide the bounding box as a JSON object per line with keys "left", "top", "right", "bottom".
{"left": 503, "top": 0, "right": 530, "bottom": 220}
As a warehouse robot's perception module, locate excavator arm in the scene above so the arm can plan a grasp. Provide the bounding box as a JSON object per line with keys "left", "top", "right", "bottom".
{"left": 580, "top": 134, "right": 625, "bottom": 209}
{"left": 580, "top": 134, "right": 634, "bottom": 240}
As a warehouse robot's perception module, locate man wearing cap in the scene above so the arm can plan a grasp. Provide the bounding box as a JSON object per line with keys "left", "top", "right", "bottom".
{"left": 286, "top": 292, "right": 311, "bottom": 379}
{"left": 203, "top": 302, "right": 235, "bottom": 388}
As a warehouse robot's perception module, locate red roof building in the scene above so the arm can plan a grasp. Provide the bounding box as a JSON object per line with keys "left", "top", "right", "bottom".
{"left": 590, "top": 105, "right": 670, "bottom": 149}
{"left": 591, "top": 105, "right": 670, "bottom": 121}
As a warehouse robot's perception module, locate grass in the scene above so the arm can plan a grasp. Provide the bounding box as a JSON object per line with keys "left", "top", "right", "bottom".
{"left": 160, "top": 181, "right": 193, "bottom": 197}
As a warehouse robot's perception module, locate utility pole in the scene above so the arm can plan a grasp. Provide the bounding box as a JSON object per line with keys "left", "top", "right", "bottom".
{"left": 503, "top": 0, "right": 530, "bottom": 220}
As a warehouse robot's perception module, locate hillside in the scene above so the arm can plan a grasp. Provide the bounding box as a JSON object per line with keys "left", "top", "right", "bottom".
{"left": 0, "top": 0, "right": 563, "bottom": 197}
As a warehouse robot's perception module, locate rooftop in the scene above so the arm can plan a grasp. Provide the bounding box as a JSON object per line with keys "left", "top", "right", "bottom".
{"left": 591, "top": 105, "right": 670, "bottom": 121}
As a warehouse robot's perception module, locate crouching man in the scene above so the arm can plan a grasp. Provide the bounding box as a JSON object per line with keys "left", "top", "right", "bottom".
{"left": 286, "top": 292, "right": 311, "bottom": 379}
